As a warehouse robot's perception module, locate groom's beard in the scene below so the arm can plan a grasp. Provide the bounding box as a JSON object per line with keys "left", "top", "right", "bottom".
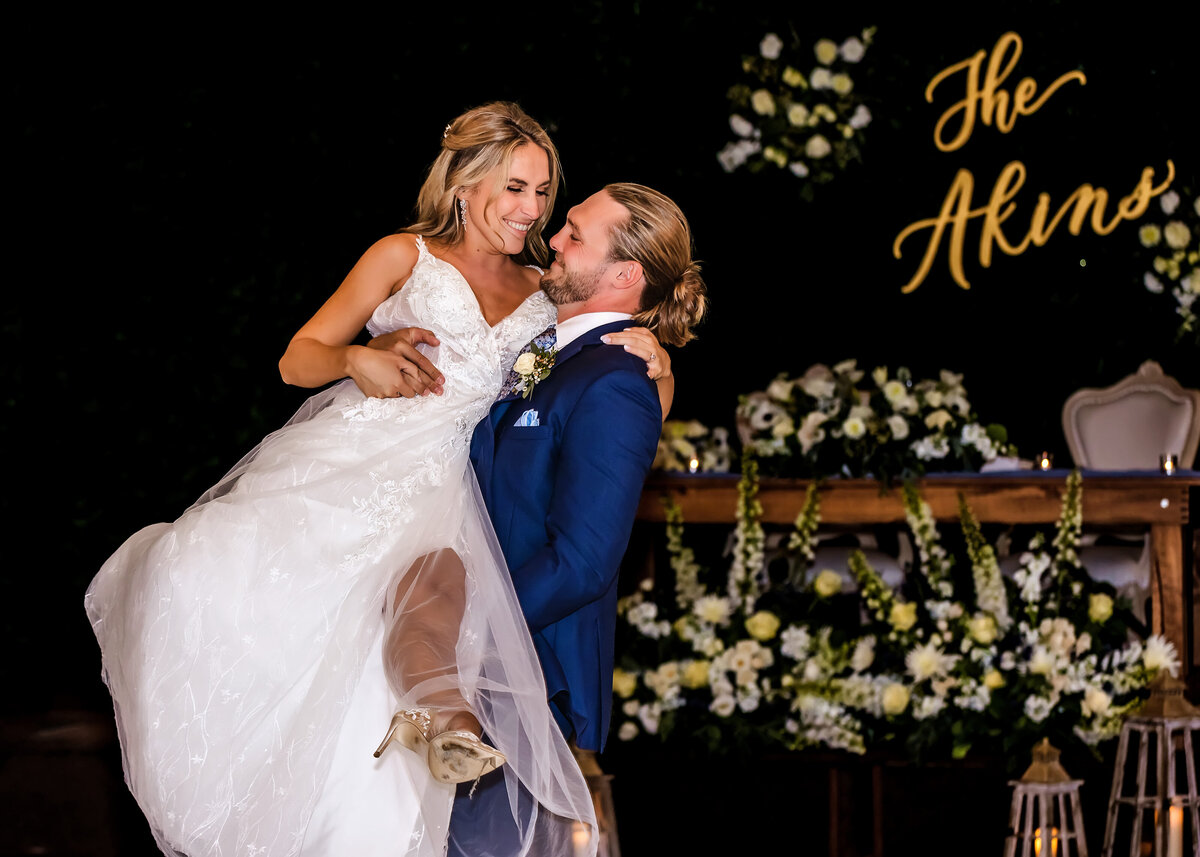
{"left": 539, "top": 261, "right": 605, "bottom": 306}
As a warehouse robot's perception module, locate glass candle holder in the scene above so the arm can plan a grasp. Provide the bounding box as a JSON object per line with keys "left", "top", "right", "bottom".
{"left": 1160, "top": 453, "right": 1179, "bottom": 475}
{"left": 1038, "top": 451, "right": 1054, "bottom": 471}
{"left": 688, "top": 456, "right": 700, "bottom": 474}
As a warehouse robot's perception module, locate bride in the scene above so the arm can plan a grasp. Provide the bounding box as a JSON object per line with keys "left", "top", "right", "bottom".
{"left": 85, "top": 102, "right": 669, "bottom": 857}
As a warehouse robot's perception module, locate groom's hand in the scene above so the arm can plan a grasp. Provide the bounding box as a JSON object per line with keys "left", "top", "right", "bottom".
{"left": 362, "top": 327, "right": 445, "bottom": 397}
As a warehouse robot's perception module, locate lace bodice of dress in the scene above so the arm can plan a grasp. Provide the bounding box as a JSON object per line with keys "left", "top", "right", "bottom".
{"left": 349, "top": 235, "right": 556, "bottom": 436}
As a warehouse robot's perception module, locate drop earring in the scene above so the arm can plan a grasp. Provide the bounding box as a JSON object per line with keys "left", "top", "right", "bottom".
{"left": 459, "top": 199, "right": 468, "bottom": 226}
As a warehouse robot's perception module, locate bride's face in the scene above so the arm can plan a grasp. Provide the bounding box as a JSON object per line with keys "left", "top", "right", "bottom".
{"left": 461, "top": 144, "right": 551, "bottom": 255}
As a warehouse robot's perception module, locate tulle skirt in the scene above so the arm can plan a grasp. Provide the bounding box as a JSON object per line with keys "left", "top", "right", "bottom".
{"left": 85, "top": 379, "right": 596, "bottom": 857}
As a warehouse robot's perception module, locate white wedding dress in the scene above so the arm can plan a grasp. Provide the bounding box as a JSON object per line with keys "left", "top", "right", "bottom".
{"left": 85, "top": 237, "right": 596, "bottom": 857}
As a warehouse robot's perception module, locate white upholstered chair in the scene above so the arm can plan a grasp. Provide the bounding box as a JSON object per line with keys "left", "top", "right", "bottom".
{"left": 1059, "top": 361, "right": 1200, "bottom": 622}
{"left": 1062, "top": 360, "right": 1200, "bottom": 471}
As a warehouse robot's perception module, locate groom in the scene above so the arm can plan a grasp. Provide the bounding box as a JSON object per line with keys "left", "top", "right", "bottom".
{"left": 453, "top": 182, "right": 706, "bottom": 853}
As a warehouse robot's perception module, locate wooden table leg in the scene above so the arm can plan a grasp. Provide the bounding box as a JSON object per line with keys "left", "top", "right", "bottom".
{"left": 1151, "top": 524, "right": 1186, "bottom": 668}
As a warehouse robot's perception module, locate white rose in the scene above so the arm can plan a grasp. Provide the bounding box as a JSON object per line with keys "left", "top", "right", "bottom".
{"left": 848, "top": 104, "right": 872, "bottom": 129}
{"left": 1164, "top": 221, "right": 1191, "bottom": 250}
{"left": 513, "top": 353, "right": 536, "bottom": 375}
{"left": 1160, "top": 190, "right": 1180, "bottom": 215}
{"left": 881, "top": 683, "right": 910, "bottom": 715}
{"left": 967, "top": 614, "right": 997, "bottom": 646}
{"left": 729, "top": 113, "right": 756, "bottom": 138}
{"left": 831, "top": 73, "right": 854, "bottom": 95}
{"left": 813, "top": 569, "right": 843, "bottom": 597}
{"left": 787, "top": 103, "right": 810, "bottom": 126}
{"left": 760, "top": 32, "right": 784, "bottom": 59}
{"left": 805, "top": 134, "right": 832, "bottom": 159}
{"left": 887, "top": 414, "right": 910, "bottom": 440}
{"left": 813, "top": 39, "right": 838, "bottom": 64}
{"left": 788, "top": 161, "right": 810, "bottom": 178}
{"left": 618, "top": 721, "right": 639, "bottom": 741}
{"left": 839, "top": 37, "right": 865, "bottom": 62}
{"left": 1082, "top": 686, "right": 1112, "bottom": 717}
{"left": 750, "top": 89, "right": 776, "bottom": 116}
{"left": 810, "top": 68, "right": 833, "bottom": 90}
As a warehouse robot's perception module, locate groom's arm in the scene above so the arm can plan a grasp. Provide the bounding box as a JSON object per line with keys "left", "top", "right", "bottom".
{"left": 507, "top": 367, "right": 661, "bottom": 632}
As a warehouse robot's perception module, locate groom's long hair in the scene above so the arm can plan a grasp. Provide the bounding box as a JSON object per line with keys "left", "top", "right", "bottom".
{"left": 604, "top": 183, "right": 708, "bottom": 347}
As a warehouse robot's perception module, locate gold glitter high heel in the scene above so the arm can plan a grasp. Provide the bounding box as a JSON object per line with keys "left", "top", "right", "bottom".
{"left": 427, "top": 729, "right": 506, "bottom": 785}
{"left": 372, "top": 708, "right": 432, "bottom": 759}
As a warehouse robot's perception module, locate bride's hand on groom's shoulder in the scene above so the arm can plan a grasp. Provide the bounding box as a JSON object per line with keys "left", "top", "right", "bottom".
{"left": 601, "top": 328, "right": 671, "bottom": 381}
{"left": 354, "top": 327, "right": 445, "bottom": 398}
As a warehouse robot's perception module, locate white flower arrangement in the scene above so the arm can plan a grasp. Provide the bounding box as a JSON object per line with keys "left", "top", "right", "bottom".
{"left": 613, "top": 468, "right": 1176, "bottom": 766}
{"left": 718, "top": 27, "right": 876, "bottom": 195}
{"left": 1137, "top": 187, "right": 1200, "bottom": 341}
{"left": 736, "top": 360, "right": 1015, "bottom": 483}
{"left": 653, "top": 420, "right": 733, "bottom": 473}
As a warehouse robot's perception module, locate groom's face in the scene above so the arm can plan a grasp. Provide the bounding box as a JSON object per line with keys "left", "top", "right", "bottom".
{"left": 540, "top": 191, "right": 626, "bottom": 306}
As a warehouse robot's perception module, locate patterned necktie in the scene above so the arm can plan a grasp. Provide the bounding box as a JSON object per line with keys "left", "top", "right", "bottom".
{"left": 497, "top": 323, "right": 557, "bottom": 400}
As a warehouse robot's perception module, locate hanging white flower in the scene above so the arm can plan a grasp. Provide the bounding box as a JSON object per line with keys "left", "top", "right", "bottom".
{"left": 760, "top": 32, "right": 784, "bottom": 59}
{"left": 839, "top": 36, "right": 866, "bottom": 62}
{"left": 831, "top": 73, "right": 854, "bottom": 95}
{"left": 729, "top": 113, "right": 756, "bottom": 138}
{"left": 849, "top": 104, "right": 872, "bottom": 129}
{"left": 813, "top": 38, "right": 838, "bottom": 64}
{"left": 805, "top": 134, "right": 832, "bottom": 159}
{"left": 810, "top": 67, "right": 834, "bottom": 90}
{"left": 1164, "top": 221, "right": 1191, "bottom": 249}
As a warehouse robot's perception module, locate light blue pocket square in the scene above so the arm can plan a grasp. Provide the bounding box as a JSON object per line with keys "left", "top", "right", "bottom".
{"left": 514, "top": 409, "right": 540, "bottom": 427}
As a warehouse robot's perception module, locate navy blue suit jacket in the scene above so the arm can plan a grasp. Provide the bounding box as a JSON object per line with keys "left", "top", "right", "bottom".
{"left": 469, "top": 319, "right": 661, "bottom": 751}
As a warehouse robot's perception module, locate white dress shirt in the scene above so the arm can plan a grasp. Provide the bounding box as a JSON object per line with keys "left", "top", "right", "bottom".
{"left": 554, "top": 312, "right": 633, "bottom": 349}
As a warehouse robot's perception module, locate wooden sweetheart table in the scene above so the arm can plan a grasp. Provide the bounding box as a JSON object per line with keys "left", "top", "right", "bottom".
{"left": 635, "top": 470, "right": 1200, "bottom": 677}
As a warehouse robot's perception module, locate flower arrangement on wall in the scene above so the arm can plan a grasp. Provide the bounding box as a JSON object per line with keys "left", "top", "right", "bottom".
{"left": 653, "top": 420, "right": 734, "bottom": 474}
{"left": 718, "top": 28, "right": 875, "bottom": 195}
{"left": 1138, "top": 187, "right": 1199, "bottom": 341}
{"left": 734, "top": 359, "right": 1014, "bottom": 483}
{"left": 613, "top": 468, "right": 1176, "bottom": 766}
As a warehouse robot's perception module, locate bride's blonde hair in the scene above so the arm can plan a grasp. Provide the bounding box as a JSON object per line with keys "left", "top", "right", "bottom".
{"left": 404, "top": 102, "right": 561, "bottom": 266}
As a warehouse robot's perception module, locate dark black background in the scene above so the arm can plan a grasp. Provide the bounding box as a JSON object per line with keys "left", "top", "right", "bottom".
{"left": 6, "top": 0, "right": 1196, "bottom": 736}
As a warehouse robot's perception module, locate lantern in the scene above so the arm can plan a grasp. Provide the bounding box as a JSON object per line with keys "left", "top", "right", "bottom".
{"left": 1102, "top": 673, "right": 1200, "bottom": 857}
{"left": 1005, "top": 738, "right": 1090, "bottom": 856}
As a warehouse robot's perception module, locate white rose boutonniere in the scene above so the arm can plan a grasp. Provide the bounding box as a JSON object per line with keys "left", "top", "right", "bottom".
{"left": 513, "top": 343, "right": 558, "bottom": 399}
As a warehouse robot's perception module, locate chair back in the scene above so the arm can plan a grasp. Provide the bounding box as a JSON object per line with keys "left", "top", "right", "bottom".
{"left": 1062, "top": 361, "right": 1200, "bottom": 469}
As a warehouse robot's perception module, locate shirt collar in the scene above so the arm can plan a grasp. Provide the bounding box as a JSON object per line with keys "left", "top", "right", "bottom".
{"left": 554, "top": 312, "right": 633, "bottom": 349}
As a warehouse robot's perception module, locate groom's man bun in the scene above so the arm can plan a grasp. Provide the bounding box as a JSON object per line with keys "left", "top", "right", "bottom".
{"left": 603, "top": 182, "right": 708, "bottom": 348}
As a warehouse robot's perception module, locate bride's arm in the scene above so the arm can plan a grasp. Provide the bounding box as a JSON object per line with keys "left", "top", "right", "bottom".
{"left": 601, "top": 327, "right": 674, "bottom": 420}
{"left": 279, "top": 234, "right": 444, "bottom": 397}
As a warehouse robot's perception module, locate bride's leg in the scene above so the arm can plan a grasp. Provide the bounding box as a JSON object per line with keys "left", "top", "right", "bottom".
{"left": 381, "top": 549, "right": 480, "bottom": 737}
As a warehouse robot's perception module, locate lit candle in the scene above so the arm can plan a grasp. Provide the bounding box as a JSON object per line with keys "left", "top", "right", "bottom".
{"left": 571, "top": 821, "right": 592, "bottom": 857}
{"left": 1167, "top": 806, "right": 1183, "bottom": 857}
{"left": 1033, "top": 827, "right": 1059, "bottom": 856}
{"left": 1038, "top": 451, "right": 1053, "bottom": 471}
{"left": 688, "top": 456, "right": 700, "bottom": 474}
{"left": 1160, "top": 453, "right": 1178, "bottom": 475}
